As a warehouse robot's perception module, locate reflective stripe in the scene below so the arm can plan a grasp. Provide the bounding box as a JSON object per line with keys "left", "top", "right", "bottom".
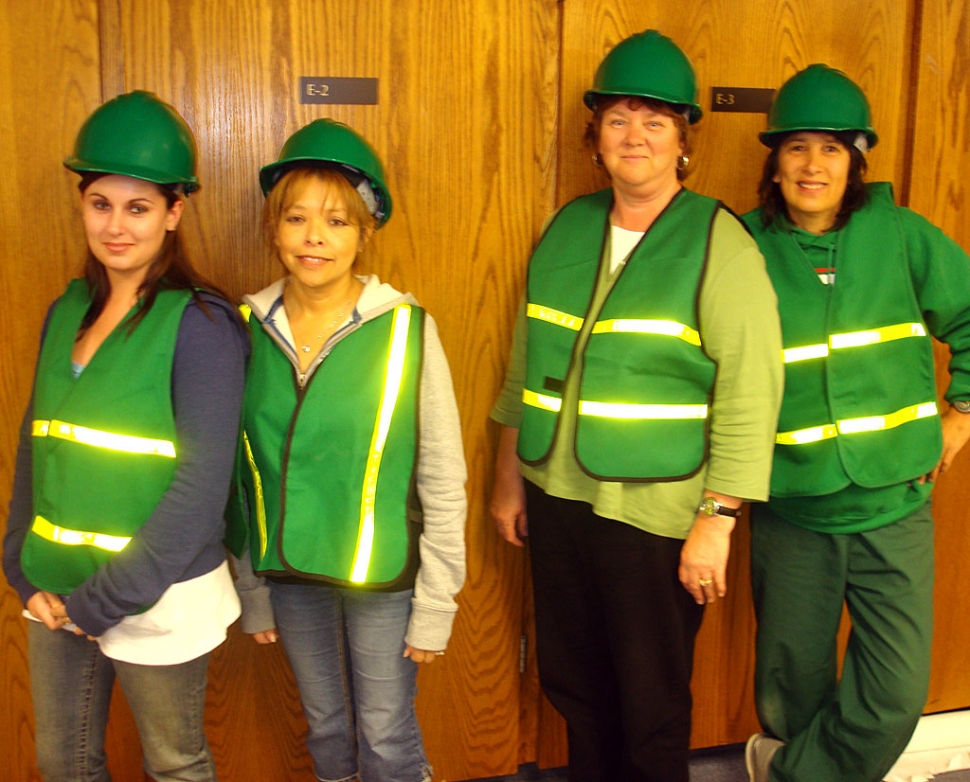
{"left": 783, "top": 322, "right": 927, "bottom": 364}
{"left": 830, "top": 322, "right": 926, "bottom": 349}
{"left": 32, "top": 418, "right": 176, "bottom": 458}
{"left": 591, "top": 319, "right": 701, "bottom": 346}
{"left": 782, "top": 344, "right": 830, "bottom": 363}
{"left": 522, "top": 389, "right": 563, "bottom": 412}
{"left": 526, "top": 304, "right": 583, "bottom": 331}
{"left": 527, "top": 304, "right": 702, "bottom": 346}
{"left": 239, "top": 304, "right": 252, "bottom": 322}
{"left": 242, "top": 431, "right": 268, "bottom": 559}
{"left": 776, "top": 401, "right": 938, "bottom": 444}
{"left": 350, "top": 305, "right": 412, "bottom": 583}
{"left": 31, "top": 515, "right": 131, "bottom": 553}
{"left": 578, "top": 400, "right": 708, "bottom": 420}
{"left": 523, "top": 389, "right": 707, "bottom": 420}
{"left": 775, "top": 424, "right": 839, "bottom": 445}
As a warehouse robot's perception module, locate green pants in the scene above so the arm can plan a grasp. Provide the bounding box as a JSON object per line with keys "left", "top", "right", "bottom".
{"left": 750, "top": 501, "right": 934, "bottom": 782}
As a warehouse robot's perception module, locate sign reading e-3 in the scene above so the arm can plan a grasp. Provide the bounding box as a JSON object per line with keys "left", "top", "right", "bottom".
{"left": 709, "top": 87, "right": 775, "bottom": 113}
{"left": 300, "top": 77, "right": 378, "bottom": 105}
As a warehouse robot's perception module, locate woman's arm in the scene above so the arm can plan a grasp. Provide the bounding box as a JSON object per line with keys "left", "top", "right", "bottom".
{"left": 65, "top": 298, "right": 248, "bottom": 636}
{"left": 2, "top": 402, "right": 41, "bottom": 606}
{"left": 404, "top": 315, "right": 467, "bottom": 654}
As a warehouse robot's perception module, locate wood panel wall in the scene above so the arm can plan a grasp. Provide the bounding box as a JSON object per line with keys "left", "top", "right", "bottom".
{"left": 1, "top": 1, "right": 968, "bottom": 780}
{"left": 910, "top": 0, "right": 970, "bottom": 714}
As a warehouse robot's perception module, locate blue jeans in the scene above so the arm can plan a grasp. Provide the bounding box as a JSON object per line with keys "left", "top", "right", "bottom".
{"left": 28, "top": 621, "right": 216, "bottom": 782}
{"left": 269, "top": 582, "right": 430, "bottom": 782}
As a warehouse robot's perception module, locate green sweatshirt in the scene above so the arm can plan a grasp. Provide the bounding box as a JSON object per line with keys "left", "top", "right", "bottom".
{"left": 745, "top": 184, "right": 970, "bottom": 533}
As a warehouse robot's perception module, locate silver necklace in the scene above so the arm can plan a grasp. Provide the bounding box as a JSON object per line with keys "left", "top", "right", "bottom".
{"left": 299, "top": 299, "right": 352, "bottom": 353}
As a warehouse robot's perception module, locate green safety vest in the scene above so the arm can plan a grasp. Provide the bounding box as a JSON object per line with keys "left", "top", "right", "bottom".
{"left": 22, "top": 280, "right": 188, "bottom": 594}
{"left": 229, "top": 304, "right": 424, "bottom": 588}
{"left": 743, "top": 183, "right": 942, "bottom": 496}
{"left": 518, "top": 188, "right": 720, "bottom": 481}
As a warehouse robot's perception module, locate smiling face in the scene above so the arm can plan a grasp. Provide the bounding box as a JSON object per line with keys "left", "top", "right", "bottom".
{"left": 597, "top": 100, "right": 685, "bottom": 198}
{"left": 773, "top": 131, "right": 851, "bottom": 234}
{"left": 81, "top": 174, "right": 183, "bottom": 286}
{"left": 274, "top": 175, "right": 370, "bottom": 295}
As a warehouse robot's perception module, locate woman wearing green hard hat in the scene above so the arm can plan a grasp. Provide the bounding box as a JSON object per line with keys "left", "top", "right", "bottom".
{"left": 741, "top": 65, "right": 970, "bottom": 782}
{"left": 226, "top": 119, "right": 466, "bottom": 782}
{"left": 489, "top": 29, "right": 783, "bottom": 781}
{"left": 2, "top": 91, "right": 247, "bottom": 780}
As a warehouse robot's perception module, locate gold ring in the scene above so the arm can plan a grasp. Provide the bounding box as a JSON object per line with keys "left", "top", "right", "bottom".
{"left": 698, "top": 578, "right": 714, "bottom": 587}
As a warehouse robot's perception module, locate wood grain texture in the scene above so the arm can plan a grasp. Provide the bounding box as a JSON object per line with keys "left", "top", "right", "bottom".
{"left": 0, "top": 2, "right": 103, "bottom": 779}
{"left": 914, "top": 0, "right": 970, "bottom": 711}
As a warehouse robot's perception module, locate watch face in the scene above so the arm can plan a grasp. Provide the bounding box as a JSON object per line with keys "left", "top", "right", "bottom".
{"left": 700, "top": 497, "right": 717, "bottom": 515}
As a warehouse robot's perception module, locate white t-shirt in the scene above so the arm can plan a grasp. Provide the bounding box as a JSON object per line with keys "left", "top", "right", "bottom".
{"left": 24, "top": 562, "right": 240, "bottom": 665}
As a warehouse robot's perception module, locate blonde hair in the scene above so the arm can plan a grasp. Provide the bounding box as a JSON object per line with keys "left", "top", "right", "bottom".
{"left": 262, "top": 167, "right": 377, "bottom": 259}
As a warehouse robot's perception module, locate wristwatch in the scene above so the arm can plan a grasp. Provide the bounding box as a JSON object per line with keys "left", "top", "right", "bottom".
{"left": 698, "top": 497, "right": 742, "bottom": 518}
{"left": 952, "top": 400, "right": 970, "bottom": 414}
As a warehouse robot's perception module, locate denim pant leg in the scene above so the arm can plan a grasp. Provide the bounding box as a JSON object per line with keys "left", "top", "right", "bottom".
{"left": 270, "top": 582, "right": 359, "bottom": 782}
{"left": 343, "top": 589, "right": 430, "bottom": 782}
{"left": 112, "top": 653, "right": 216, "bottom": 782}
{"left": 29, "top": 622, "right": 115, "bottom": 782}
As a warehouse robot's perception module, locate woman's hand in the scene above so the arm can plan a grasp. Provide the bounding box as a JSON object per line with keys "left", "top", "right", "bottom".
{"left": 404, "top": 645, "right": 443, "bottom": 664}
{"left": 679, "top": 495, "right": 739, "bottom": 605}
{"left": 922, "top": 406, "right": 970, "bottom": 483}
{"left": 251, "top": 629, "right": 280, "bottom": 645}
{"left": 490, "top": 426, "right": 528, "bottom": 547}
{"left": 26, "top": 591, "right": 69, "bottom": 631}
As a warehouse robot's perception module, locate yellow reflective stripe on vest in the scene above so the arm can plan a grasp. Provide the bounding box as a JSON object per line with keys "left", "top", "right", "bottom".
{"left": 523, "top": 389, "right": 707, "bottom": 420}
{"left": 242, "top": 431, "right": 268, "bottom": 559}
{"left": 522, "top": 389, "right": 563, "bottom": 412}
{"left": 776, "top": 401, "right": 938, "bottom": 444}
{"left": 775, "top": 424, "right": 840, "bottom": 445}
{"left": 782, "top": 344, "right": 830, "bottom": 363}
{"left": 350, "top": 305, "right": 412, "bottom": 583}
{"left": 782, "top": 322, "right": 927, "bottom": 364}
{"left": 830, "top": 322, "right": 926, "bottom": 349}
{"left": 578, "top": 400, "right": 708, "bottom": 419}
{"left": 32, "top": 419, "right": 176, "bottom": 458}
{"left": 31, "top": 515, "right": 131, "bottom": 553}
{"left": 526, "top": 304, "right": 583, "bottom": 331}
{"left": 527, "top": 304, "right": 702, "bottom": 346}
{"left": 590, "top": 319, "right": 701, "bottom": 346}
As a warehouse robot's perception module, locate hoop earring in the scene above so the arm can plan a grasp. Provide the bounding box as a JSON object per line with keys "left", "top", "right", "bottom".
{"left": 592, "top": 153, "right": 603, "bottom": 168}
{"left": 677, "top": 155, "right": 690, "bottom": 171}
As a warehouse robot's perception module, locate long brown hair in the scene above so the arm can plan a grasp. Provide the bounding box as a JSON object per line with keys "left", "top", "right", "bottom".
{"left": 77, "top": 173, "right": 233, "bottom": 336}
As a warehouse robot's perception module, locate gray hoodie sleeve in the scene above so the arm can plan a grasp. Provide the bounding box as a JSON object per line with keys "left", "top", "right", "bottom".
{"left": 230, "top": 550, "right": 276, "bottom": 634}
{"left": 405, "top": 315, "right": 467, "bottom": 651}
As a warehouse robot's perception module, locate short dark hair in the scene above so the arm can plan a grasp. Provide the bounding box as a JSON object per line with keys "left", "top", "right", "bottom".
{"left": 584, "top": 96, "right": 693, "bottom": 181}
{"left": 756, "top": 131, "right": 869, "bottom": 231}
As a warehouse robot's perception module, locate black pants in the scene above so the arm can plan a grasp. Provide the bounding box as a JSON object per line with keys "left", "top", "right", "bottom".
{"left": 526, "top": 481, "right": 704, "bottom": 782}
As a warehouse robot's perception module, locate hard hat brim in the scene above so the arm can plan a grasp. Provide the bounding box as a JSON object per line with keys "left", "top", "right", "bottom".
{"left": 583, "top": 89, "right": 702, "bottom": 124}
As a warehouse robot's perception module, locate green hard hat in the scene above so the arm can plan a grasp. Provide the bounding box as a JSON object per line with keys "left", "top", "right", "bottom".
{"left": 260, "top": 119, "right": 392, "bottom": 227}
{"left": 583, "top": 29, "right": 702, "bottom": 124}
{"left": 64, "top": 91, "right": 200, "bottom": 193}
{"left": 760, "top": 64, "right": 878, "bottom": 149}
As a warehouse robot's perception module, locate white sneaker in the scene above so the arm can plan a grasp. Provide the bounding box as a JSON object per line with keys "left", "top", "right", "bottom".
{"left": 745, "top": 732, "right": 784, "bottom": 782}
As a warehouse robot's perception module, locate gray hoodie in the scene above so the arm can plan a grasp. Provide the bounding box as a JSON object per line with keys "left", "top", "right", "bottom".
{"left": 232, "top": 274, "right": 467, "bottom": 651}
